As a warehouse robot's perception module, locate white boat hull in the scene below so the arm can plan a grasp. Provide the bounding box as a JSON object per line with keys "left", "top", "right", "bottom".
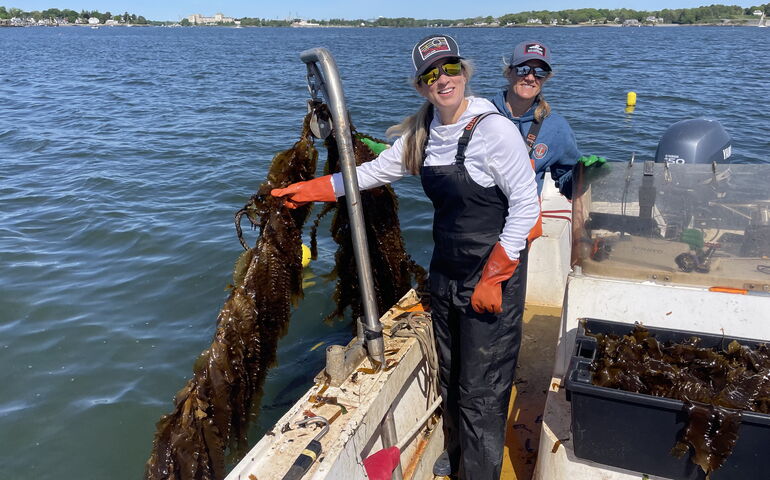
{"left": 226, "top": 291, "right": 444, "bottom": 480}
{"left": 526, "top": 181, "right": 572, "bottom": 308}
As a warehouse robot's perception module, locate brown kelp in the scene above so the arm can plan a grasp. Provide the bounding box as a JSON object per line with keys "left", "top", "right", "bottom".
{"left": 144, "top": 106, "right": 320, "bottom": 480}
{"left": 311, "top": 131, "right": 427, "bottom": 322}
{"left": 670, "top": 402, "right": 741, "bottom": 476}
{"left": 588, "top": 325, "right": 770, "bottom": 475}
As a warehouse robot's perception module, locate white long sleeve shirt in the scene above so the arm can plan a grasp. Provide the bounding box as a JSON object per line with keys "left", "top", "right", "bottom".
{"left": 330, "top": 96, "right": 539, "bottom": 260}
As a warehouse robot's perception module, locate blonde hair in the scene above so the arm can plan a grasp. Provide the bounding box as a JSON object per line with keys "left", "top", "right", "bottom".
{"left": 502, "top": 65, "right": 552, "bottom": 123}
{"left": 386, "top": 59, "right": 474, "bottom": 175}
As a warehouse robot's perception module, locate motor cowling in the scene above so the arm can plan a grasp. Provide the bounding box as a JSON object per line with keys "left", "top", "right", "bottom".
{"left": 654, "top": 118, "right": 732, "bottom": 164}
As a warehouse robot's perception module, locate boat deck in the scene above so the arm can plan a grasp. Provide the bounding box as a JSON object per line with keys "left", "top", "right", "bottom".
{"left": 501, "top": 304, "right": 562, "bottom": 480}
{"left": 433, "top": 304, "right": 561, "bottom": 480}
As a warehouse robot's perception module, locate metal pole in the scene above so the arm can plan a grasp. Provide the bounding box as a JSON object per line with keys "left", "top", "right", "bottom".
{"left": 381, "top": 407, "right": 404, "bottom": 480}
{"left": 299, "top": 47, "right": 384, "bottom": 366}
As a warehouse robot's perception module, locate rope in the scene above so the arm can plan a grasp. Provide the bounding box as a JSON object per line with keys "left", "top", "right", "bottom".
{"left": 387, "top": 311, "right": 440, "bottom": 407}
{"left": 542, "top": 214, "right": 572, "bottom": 222}
{"left": 542, "top": 208, "right": 572, "bottom": 222}
{"left": 541, "top": 206, "right": 572, "bottom": 223}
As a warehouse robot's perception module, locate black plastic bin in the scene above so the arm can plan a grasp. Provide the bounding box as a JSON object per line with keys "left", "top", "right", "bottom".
{"left": 565, "top": 318, "right": 770, "bottom": 480}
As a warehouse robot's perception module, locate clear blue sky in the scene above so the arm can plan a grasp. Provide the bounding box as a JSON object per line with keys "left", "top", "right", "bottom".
{"left": 9, "top": 0, "right": 758, "bottom": 21}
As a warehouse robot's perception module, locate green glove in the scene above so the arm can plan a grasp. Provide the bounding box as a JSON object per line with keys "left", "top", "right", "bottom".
{"left": 579, "top": 155, "right": 607, "bottom": 167}
{"left": 360, "top": 137, "right": 390, "bottom": 156}
{"left": 680, "top": 229, "right": 704, "bottom": 250}
{"left": 576, "top": 158, "right": 611, "bottom": 191}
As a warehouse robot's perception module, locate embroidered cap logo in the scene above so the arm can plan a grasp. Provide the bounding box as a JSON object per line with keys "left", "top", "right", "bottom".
{"left": 524, "top": 43, "right": 546, "bottom": 57}
{"left": 419, "top": 37, "right": 451, "bottom": 61}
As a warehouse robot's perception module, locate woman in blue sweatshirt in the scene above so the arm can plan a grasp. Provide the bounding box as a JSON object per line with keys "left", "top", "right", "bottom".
{"left": 491, "top": 40, "right": 603, "bottom": 200}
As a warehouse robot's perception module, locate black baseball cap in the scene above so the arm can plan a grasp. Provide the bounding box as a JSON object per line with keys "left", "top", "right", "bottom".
{"left": 411, "top": 34, "right": 463, "bottom": 76}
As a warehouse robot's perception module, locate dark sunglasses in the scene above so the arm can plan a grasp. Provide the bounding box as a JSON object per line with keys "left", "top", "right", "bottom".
{"left": 513, "top": 65, "right": 550, "bottom": 79}
{"left": 418, "top": 61, "right": 463, "bottom": 86}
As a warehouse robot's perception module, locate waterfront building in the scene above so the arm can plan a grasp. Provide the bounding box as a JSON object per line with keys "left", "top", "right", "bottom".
{"left": 290, "top": 19, "right": 321, "bottom": 27}
{"left": 187, "top": 13, "right": 235, "bottom": 25}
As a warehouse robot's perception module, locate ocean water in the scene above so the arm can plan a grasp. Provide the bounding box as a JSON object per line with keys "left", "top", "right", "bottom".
{"left": 0, "top": 25, "right": 768, "bottom": 480}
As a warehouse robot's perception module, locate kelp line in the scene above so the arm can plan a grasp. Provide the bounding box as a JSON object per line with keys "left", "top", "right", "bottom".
{"left": 145, "top": 104, "right": 425, "bottom": 480}
{"left": 144, "top": 108, "right": 318, "bottom": 480}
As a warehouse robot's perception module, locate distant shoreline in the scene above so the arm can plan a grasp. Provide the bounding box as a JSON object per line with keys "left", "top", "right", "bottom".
{"left": 3, "top": 3, "right": 765, "bottom": 28}
{"left": 0, "top": 22, "right": 151, "bottom": 27}
{"left": 0, "top": 22, "right": 761, "bottom": 28}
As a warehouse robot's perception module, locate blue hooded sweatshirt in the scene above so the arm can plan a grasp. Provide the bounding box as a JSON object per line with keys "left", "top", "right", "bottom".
{"left": 491, "top": 90, "right": 581, "bottom": 199}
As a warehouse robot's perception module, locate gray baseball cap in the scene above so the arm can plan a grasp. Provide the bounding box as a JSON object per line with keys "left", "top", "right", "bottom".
{"left": 509, "top": 41, "right": 552, "bottom": 69}
{"left": 412, "top": 34, "right": 463, "bottom": 75}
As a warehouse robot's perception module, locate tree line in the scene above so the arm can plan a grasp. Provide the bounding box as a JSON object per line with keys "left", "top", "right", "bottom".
{"left": 496, "top": 4, "right": 768, "bottom": 25}
{"left": 239, "top": 3, "right": 769, "bottom": 26}
{"left": 2, "top": 3, "right": 768, "bottom": 26}
{"left": 0, "top": 6, "right": 147, "bottom": 24}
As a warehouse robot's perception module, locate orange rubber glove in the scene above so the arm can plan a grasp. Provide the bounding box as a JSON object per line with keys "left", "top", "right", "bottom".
{"left": 470, "top": 242, "right": 520, "bottom": 314}
{"left": 270, "top": 175, "right": 336, "bottom": 209}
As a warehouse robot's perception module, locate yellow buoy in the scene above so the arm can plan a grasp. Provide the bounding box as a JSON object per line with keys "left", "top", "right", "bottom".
{"left": 301, "top": 244, "right": 312, "bottom": 268}
{"left": 626, "top": 91, "right": 637, "bottom": 107}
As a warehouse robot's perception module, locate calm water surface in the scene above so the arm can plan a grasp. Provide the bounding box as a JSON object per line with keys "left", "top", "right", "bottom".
{"left": 1, "top": 25, "right": 768, "bottom": 480}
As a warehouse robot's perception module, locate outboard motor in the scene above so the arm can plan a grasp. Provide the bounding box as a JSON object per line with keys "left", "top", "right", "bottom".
{"left": 654, "top": 118, "right": 731, "bottom": 164}
{"left": 648, "top": 119, "right": 733, "bottom": 247}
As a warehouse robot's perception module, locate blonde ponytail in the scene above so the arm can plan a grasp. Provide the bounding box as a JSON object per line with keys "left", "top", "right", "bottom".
{"left": 385, "top": 102, "right": 432, "bottom": 175}
{"left": 534, "top": 94, "right": 551, "bottom": 123}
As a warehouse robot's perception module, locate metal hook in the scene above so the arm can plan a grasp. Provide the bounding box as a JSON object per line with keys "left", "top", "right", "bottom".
{"left": 295, "top": 416, "right": 329, "bottom": 442}
{"left": 281, "top": 416, "right": 330, "bottom": 480}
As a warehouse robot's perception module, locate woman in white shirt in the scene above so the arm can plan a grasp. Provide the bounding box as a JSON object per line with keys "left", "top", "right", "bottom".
{"left": 272, "top": 34, "right": 539, "bottom": 480}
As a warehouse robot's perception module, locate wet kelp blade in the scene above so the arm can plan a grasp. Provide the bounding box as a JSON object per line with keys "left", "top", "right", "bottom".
{"left": 588, "top": 325, "right": 770, "bottom": 475}
{"left": 670, "top": 402, "right": 741, "bottom": 475}
{"left": 311, "top": 131, "right": 427, "bottom": 322}
{"left": 144, "top": 109, "right": 319, "bottom": 480}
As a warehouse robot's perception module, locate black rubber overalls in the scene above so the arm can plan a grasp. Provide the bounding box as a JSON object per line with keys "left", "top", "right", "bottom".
{"left": 420, "top": 113, "right": 528, "bottom": 480}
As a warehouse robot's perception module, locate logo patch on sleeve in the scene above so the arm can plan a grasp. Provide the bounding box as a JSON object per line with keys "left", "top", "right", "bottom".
{"left": 419, "top": 37, "right": 451, "bottom": 60}
{"left": 524, "top": 43, "right": 546, "bottom": 57}
{"left": 533, "top": 143, "right": 548, "bottom": 159}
